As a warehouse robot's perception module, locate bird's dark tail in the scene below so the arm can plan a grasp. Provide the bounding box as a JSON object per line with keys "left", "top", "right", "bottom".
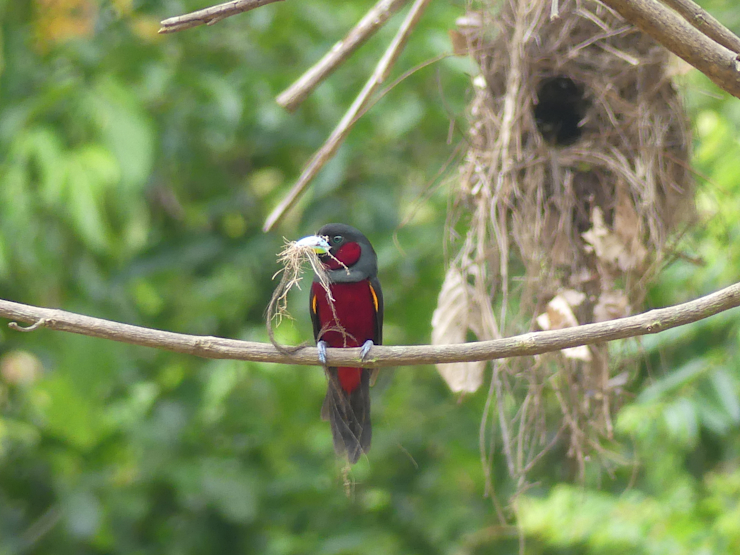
{"left": 321, "top": 368, "right": 371, "bottom": 464}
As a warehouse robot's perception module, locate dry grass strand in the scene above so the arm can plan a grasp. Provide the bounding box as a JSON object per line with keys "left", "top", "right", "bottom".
{"left": 267, "top": 238, "right": 348, "bottom": 352}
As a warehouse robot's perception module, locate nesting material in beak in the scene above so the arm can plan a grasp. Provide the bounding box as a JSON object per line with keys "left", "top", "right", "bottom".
{"left": 295, "top": 235, "right": 331, "bottom": 254}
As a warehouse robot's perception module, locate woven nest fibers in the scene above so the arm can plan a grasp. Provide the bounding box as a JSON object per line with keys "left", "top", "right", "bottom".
{"left": 457, "top": 0, "right": 693, "bottom": 299}
{"left": 433, "top": 0, "right": 695, "bottom": 481}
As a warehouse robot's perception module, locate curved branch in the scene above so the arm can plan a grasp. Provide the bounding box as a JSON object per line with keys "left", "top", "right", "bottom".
{"left": 1, "top": 282, "right": 739, "bottom": 367}
{"left": 599, "top": 0, "right": 740, "bottom": 99}
{"left": 159, "top": 0, "right": 285, "bottom": 34}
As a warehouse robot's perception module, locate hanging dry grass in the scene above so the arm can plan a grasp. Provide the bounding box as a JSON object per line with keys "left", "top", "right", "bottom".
{"left": 435, "top": 0, "right": 695, "bottom": 487}
{"left": 267, "top": 237, "right": 347, "bottom": 352}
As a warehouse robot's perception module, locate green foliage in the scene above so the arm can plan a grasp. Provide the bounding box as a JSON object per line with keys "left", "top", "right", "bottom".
{"left": 0, "top": 0, "right": 739, "bottom": 553}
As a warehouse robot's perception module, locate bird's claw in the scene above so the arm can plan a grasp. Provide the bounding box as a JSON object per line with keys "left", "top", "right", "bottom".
{"left": 317, "top": 341, "right": 328, "bottom": 365}
{"left": 360, "top": 340, "right": 374, "bottom": 361}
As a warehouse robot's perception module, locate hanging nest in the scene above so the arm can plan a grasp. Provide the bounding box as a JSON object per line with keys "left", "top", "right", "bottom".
{"left": 433, "top": 0, "right": 694, "bottom": 483}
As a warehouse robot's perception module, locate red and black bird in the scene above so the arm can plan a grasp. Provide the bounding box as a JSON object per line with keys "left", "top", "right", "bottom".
{"left": 303, "top": 223, "right": 383, "bottom": 464}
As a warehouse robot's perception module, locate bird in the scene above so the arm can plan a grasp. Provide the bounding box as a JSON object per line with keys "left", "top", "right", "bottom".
{"left": 300, "top": 223, "right": 383, "bottom": 464}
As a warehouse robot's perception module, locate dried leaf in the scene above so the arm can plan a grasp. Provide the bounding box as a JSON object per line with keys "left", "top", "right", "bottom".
{"left": 431, "top": 268, "right": 486, "bottom": 393}
{"left": 607, "top": 371, "right": 630, "bottom": 391}
{"left": 448, "top": 30, "right": 468, "bottom": 56}
{"left": 582, "top": 207, "right": 621, "bottom": 263}
{"left": 614, "top": 186, "right": 648, "bottom": 271}
{"left": 593, "top": 290, "right": 630, "bottom": 322}
{"left": 582, "top": 205, "right": 646, "bottom": 272}
{"left": 536, "top": 294, "right": 591, "bottom": 361}
{"left": 569, "top": 267, "right": 594, "bottom": 287}
{"left": 561, "top": 289, "right": 586, "bottom": 307}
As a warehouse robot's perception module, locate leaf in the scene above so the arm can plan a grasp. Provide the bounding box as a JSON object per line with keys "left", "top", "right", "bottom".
{"left": 65, "top": 145, "right": 118, "bottom": 252}
{"left": 536, "top": 293, "right": 591, "bottom": 361}
{"left": 431, "top": 267, "right": 494, "bottom": 393}
{"left": 87, "top": 78, "right": 154, "bottom": 192}
{"left": 34, "top": 375, "right": 109, "bottom": 451}
{"left": 448, "top": 30, "right": 468, "bottom": 56}
{"left": 663, "top": 397, "right": 699, "bottom": 446}
{"left": 614, "top": 184, "right": 647, "bottom": 270}
{"left": 26, "top": 127, "right": 67, "bottom": 206}
{"left": 593, "top": 290, "right": 630, "bottom": 322}
{"left": 582, "top": 205, "right": 646, "bottom": 272}
{"left": 638, "top": 359, "right": 707, "bottom": 403}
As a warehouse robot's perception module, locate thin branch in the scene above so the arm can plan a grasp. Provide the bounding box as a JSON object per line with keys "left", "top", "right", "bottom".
{"left": 262, "top": 0, "right": 433, "bottom": 232}
{"left": 2, "top": 282, "right": 740, "bottom": 367}
{"left": 598, "top": 0, "right": 740, "bottom": 99}
{"left": 159, "top": 0, "right": 285, "bottom": 34}
{"left": 660, "top": 0, "right": 740, "bottom": 55}
{"left": 276, "top": 0, "right": 409, "bottom": 112}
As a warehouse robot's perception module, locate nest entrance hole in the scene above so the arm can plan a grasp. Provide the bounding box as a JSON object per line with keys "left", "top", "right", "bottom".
{"left": 534, "top": 77, "right": 587, "bottom": 146}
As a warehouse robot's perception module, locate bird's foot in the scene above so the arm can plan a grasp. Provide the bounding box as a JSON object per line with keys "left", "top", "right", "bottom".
{"left": 317, "top": 341, "right": 328, "bottom": 365}
{"left": 360, "top": 340, "right": 374, "bottom": 361}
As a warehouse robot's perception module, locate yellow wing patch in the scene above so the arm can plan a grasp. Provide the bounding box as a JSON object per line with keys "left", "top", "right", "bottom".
{"left": 311, "top": 292, "right": 318, "bottom": 314}
{"left": 369, "top": 283, "right": 379, "bottom": 312}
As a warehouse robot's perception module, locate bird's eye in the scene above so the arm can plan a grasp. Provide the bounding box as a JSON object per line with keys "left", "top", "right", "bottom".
{"left": 332, "top": 235, "right": 342, "bottom": 244}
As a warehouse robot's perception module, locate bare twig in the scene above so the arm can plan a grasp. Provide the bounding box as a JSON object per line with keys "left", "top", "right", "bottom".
{"left": 19, "top": 505, "right": 61, "bottom": 551}
{"left": 2, "top": 281, "right": 740, "bottom": 366}
{"left": 9, "top": 319, "right": 48, "bottom": 332}
{"left": 159, "top": 0, "right": 285, "bottom": 34}
{"left": 262, "top": 0, "right": 433, "bottom": 232}
{"left": 276, "top": 0, "right": 409, "bottom": 112}
{"left": 599, "top": 0, "right": 740, "bottom": 99}
{"left": 660, "top": 0, "right": 740, "bottom": 55}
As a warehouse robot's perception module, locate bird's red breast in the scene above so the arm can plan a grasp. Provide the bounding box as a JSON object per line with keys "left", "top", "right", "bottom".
{"left": 311, "top": 279, "right": 379, "bottom": 393}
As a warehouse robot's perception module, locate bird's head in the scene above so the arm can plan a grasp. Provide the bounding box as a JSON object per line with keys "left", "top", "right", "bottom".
{"left": 297, "top": 223, "right": 377, "bottom": 282}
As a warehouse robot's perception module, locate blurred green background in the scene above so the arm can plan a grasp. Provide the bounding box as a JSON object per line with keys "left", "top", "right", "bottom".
{"left": 0, "top": 0, "right": 739, "bottom": 553}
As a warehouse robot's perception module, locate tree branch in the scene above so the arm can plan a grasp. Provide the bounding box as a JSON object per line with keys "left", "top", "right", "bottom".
{"left": 159, "top": 0, "right": 285, "bottom": 34}
{"left": 262, "top": 0, "right": 432, "bottom": 232}
{"left": 276, "top": 0, "right": 409, "bottom": 112}
{"left": 598, "top": 0, "right": 740, "bottom": 99}
{"left": 660, "top": 0, "right": 740, "bottom": 55}
{"left": 2, "top": 282, "right": 739, "bottom": 367}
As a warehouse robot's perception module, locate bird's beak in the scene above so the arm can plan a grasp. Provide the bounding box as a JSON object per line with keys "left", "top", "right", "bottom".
{"left": 296, "top": 235, "right": 331, "bottom": 255}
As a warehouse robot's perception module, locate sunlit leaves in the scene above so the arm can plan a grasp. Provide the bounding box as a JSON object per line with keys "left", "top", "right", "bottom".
{"left": 33, "top": 0, "right": 96, "bottom": 50}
